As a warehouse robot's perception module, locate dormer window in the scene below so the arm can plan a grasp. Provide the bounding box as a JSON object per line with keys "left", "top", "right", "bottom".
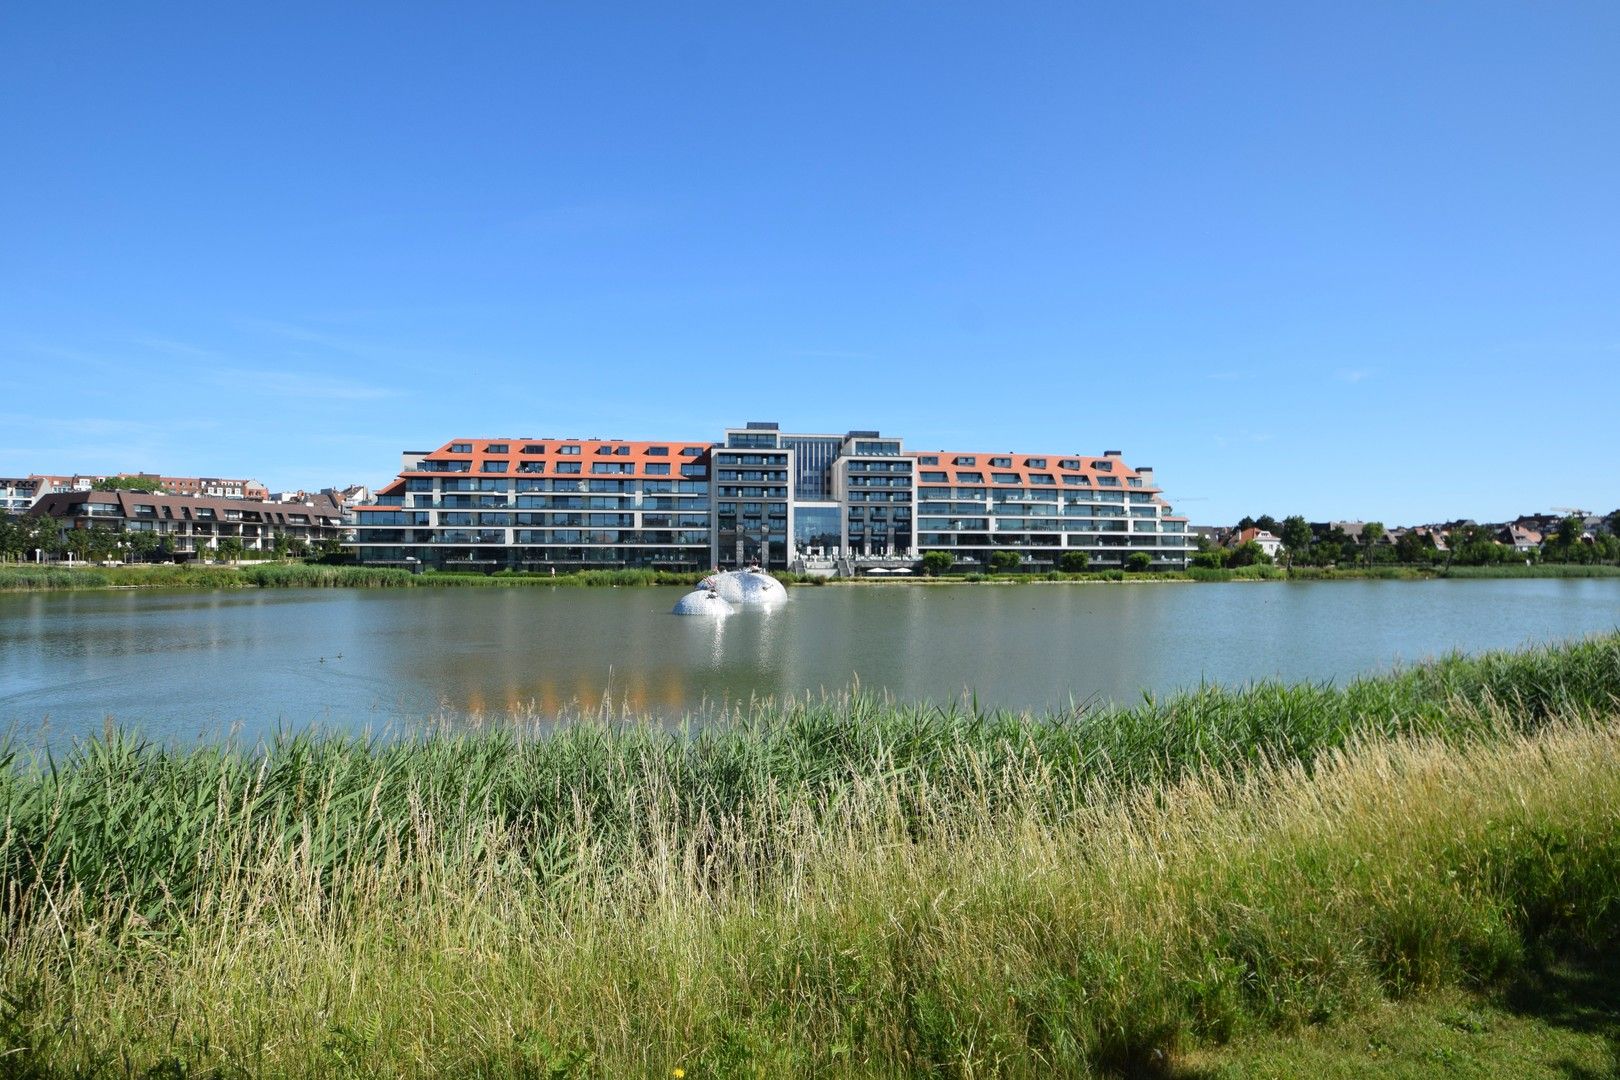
{"left": 485, "top": 443, "right": 508, "bottom": 454}
{"left": 953, "top": 456, "right": 977, "bottom": 466}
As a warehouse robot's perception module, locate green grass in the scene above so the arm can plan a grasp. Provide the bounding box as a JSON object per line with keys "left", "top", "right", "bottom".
{"left": 2, "top": 636, "right": 1620, "bottom": 1075}
{"left": 5, "top": 560, "right": 1617, "bottom": 592}
{"left": 1179, "top": 947, "right": 1619, "bottom": 1078}
{"left": 1440, "top": 562, "right": 1620, "bottom": 579}
{"left": 0, "top": 562, "right": 709, "bottom": 591}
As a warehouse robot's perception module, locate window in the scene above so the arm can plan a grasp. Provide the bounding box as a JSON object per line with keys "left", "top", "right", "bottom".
{"left": 953, "top": 456, "right": 977, "bottom": 466}
{"left": 615, "top": 445, "right": 630, "bottom": 456}
{"left": 644, "top": 462, "right": 670, "bottom": 475}
{"left": 646, "top": 446, "right": 669, "bottom": 456}
{"left": 992, "top": 473, "right": 1020, "bottom": 484}
{"left": 920, "top": 471, "right": 947, "bottom": 482}
{"left": 521, "top": 444, "right": 545, "bottom": 454}
{"left": 1062, "top": 474, "right": 1089, "bottom": 486}
{"left": 595, "top": 445, "right": 614, "bottom": 455}
{"left": 917, "top": 455, "right": 939, "bottom": 465}
{"left": 990, "top": 457, "right": 1012, "bottom": 468}
{"left": 449, "top": 443, "right": 472, "bottom": 453}
{"left": 591, "top": 462, "right": 634, "bottom": 475}
{"left": 1094, "top": 460, "right": 1113, "bottom": 472}
{"left": 1030, "top": 474, "right": 1055, "bottom": 485}
{"left": 1026, "top": 458, "right": 1047, "bottom": 469}
{"left": 681, "top": 446, "right": 705, "bottom": 457}
{"left": 517, "top": 462, "right": 545, "bottom": 473}
{"left": 958, "top": 471, "right": 984, "bottom": 483}
{"left": 556, "top": 462, "right": 582, "bottom": 474}
{"left": 1059, "top": 459, "right": 1081, "bottom": 470}
{"left": 485, "top": 443, "right": 508, "bottom": 454}
{"left": 481, "top": 461, "right": 508, "bottom": 473}
{"left": 559, "top": 445, "right": 581, "bottom": 455}
{"left": 680, "top": 464, "right": 707, "bottom": 478}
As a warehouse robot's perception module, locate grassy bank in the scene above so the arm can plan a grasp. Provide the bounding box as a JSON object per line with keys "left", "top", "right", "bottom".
{"left": 3, "top": 635, "right": 1619, "bottom": 1075}
{"left": 3, "top": 560, "right": 1617, "bottom": 592}
{"left": 0, "top": 563, "right": 708, "bottom": 591}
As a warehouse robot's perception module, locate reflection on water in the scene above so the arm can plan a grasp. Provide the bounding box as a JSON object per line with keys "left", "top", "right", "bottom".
{"left": 1, "top": 579, "right": 1617, "bottom": 746}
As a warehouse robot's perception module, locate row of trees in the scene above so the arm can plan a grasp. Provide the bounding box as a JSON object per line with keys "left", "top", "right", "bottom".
{"left": 1231, "top": 512, "right": 1620, "bottom": 567}
{"left": 0, "top": 517, "right": 339, "bottom": 564}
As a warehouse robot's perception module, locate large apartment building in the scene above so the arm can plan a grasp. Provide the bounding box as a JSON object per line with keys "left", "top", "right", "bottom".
{"left": 353, "top": 439, "right": 714, "bottom": 572}
{"left": 352, "top": 421, "right": 1193, "bottom": 573}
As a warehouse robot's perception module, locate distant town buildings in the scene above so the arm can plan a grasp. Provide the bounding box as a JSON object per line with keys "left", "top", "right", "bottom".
{"left": 29, "top": 490, "right": 345, "bottom": 560}
{"left": 0, "top": 472, "right": 268, "bottom": 510}
{"left": 350, "top": 422, "right": 1196, "bottom": 573}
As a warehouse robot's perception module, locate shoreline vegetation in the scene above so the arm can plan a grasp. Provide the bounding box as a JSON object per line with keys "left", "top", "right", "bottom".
{"left": 2, "top": 559, "right": 1619, "bottom": 592}
{"left": 2, "top": 635, "right": 1619, "bottom": 1074}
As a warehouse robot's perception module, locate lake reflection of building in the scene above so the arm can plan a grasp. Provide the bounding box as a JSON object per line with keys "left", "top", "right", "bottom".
{"left": 353, "top": 420, "right": 1193, "bottom": 572}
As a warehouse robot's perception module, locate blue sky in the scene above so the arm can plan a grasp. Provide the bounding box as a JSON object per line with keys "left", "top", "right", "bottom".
{"left": 3, "top": 3, "right": 1617, "bottom": 525}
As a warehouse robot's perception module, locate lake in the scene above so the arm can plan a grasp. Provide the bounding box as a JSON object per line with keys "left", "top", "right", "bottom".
{"left": 2, "top": 579, "right": 1617, "bottom": 745}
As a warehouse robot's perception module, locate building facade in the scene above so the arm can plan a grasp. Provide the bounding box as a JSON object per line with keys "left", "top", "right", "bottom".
{"left": 352, "top": 439, "right": 714, "bottom": 572}
{"left": 352, "top": 423, "right": 1193, "bottom": 572}
{"left": 30, "top": 491, "right": 345, "bottom": 558}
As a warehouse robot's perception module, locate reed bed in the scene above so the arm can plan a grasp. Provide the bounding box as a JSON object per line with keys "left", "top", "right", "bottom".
{"left": 2, "top": 635, "right": 1619, "bottom": 1075}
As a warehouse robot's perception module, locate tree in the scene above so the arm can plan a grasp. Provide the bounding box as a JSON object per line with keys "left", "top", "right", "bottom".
{"left": 1360, "top": 522, "right": 1386, "bottom": 566}
{"left": 920, "top": 550, "right": 956, "bottom": 576}
{"left": 63, "top": 527, "right": 94, "bottom": 563}
{"left": 1126, "top": 551, "right": 1152, "bottom": 572}
{"left": 86, "top": 524, "right": 118, "bottom": 561}
{"left": 1542, "top": 516, "right": 1592, "bottom": 565}
{"left": 217, "top": 537, "right": 245, "bottom": 563}
{"left": 126, "top": 530, "right": 159, "bottom": 563}
{"left": 1236, "top": 515, "right": 1257, "bottom": 531}
{"left": 1058, "top": 550, "right": 1090, "bottom": 573}
{"left": 1255, "top": 514, "right": 1279, "bottom": 534}
{"left": 1226, "top": 540, "right": 1272, "bottom": 568}
{"left": 91, "top": 475, "right": 164, "bottom": 493}
{"left": 1394, "top": 530, "right": 1433, "bottom": 565}
{"left": 0, "top": 518, "right": 20, "bottom": 561}
{"left": 988, "top": 550, "right": 1022, "bottom": 573}
{"left": 1280, "top": 515, "right": 1312, "bottom": 555}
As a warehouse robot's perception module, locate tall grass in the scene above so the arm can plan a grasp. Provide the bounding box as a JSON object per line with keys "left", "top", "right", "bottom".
{"left": 0, "top": 563, "right": 708, "bottom": 591}
{"left": 2, "top": 636, "right": 1619, "bottom": 1074}
{"left": 1441, "top": 562, "right": 1620, "bottom": 579}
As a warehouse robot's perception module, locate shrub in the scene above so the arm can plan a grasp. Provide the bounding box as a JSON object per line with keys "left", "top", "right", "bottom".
{"left": 1058, "top": 551, "right": 1090, "bottom": 573}
{"left": 920, "top": 551, "right": 956, "bottom": 576}
{"left": 988, "top": 550, "right": 1022, "bottom": 573}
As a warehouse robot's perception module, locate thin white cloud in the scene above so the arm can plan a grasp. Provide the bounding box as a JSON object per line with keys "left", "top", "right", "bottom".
{"left": 210, "top": 368, "right": 398, "bottom": 401}
{"left": 1212, "top": 432, "right": 1274, "bottom": 448}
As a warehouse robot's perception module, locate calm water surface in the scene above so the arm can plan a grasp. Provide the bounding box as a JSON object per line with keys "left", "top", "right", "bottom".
{"left": 1, "top": 580, "right": 1617, "bottom": 744}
